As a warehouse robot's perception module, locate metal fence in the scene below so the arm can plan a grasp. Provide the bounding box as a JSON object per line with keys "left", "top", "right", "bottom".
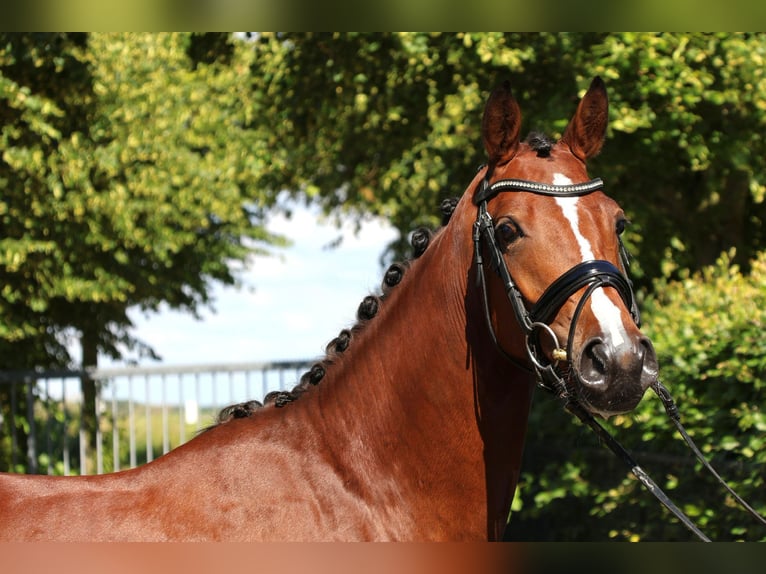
{"left": 0, "top": 360, "right": 313, "bottom": 476}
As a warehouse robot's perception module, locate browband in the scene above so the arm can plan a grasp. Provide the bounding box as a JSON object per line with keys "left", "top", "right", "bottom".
{"left": 473, "top": 177, "right": 604, "bottom": 204}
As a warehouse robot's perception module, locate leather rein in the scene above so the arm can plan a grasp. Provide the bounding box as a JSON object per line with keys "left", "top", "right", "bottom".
{"left": 472, "top": 172, "right": 766, "bottom": 541}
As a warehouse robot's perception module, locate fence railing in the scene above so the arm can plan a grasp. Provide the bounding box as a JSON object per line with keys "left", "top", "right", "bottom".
{"left": 0, "top": 360, "right": 313, "bottom": 476}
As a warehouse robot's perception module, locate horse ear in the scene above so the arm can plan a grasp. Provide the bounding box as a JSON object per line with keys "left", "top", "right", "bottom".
{"left": 482, "top": 80, "right": 522, "bottom": 168}
{"left": 561, "top": 76, "right": 609, "bottom": 161}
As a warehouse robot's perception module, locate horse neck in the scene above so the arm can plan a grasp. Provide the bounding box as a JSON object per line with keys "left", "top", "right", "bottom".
{"left": 296, "top": 202, "right": 535, "bottom": 539}
{"left": 308, "top": 222, "right": 477, "bottom": 459}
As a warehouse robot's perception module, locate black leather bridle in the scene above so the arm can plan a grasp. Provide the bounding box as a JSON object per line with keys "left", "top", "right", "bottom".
{"left": 472, "top": 173, "right": 639, "bottom": 395}
{"left": 472, "top": 170, "right": 766, "bottom": 541}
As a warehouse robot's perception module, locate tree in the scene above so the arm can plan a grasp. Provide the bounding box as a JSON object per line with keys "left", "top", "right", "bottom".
{"left": 246, "top": 33, "right": 766, "bottom": 281}
{"left": 0, "top": 33, "right": 283, "bottom": 471}
{"left": 1, "top": 33, "right": 94, "bottom": 470}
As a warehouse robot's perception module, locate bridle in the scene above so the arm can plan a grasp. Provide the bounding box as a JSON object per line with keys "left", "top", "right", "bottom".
{"left": 472, "top": 170, "right": 766, "bottom": 541}
{"left": 472, "top": 172, "right": 639, "bottom": 396}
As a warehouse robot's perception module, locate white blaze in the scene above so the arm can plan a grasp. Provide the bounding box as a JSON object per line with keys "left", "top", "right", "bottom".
{"left": 552, "top": 173, "right": 628, "bottom": 349}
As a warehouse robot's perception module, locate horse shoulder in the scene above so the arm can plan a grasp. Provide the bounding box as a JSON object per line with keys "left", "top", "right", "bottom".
{"left": 144, "top": 409, "right": 383, "bottom": 540}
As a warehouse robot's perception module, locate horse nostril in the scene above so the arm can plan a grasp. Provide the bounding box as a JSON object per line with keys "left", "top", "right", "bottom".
{"left": 578, "top": 338, "right": 610, "bottom": 386}
{"left": 639, "top": 336, "right": 659, "bottom": 387}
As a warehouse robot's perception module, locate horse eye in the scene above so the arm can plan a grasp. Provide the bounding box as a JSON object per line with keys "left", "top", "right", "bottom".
{"left": 616, "top": 218, "right": 629, "bottom": 236}
{"left": 496, "top": 220, "right": 523, "bottom": 245}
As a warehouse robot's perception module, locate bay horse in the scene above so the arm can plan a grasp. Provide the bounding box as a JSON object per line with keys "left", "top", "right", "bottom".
{"left": 0, "top": 76, "right": 658, "bottom": 541}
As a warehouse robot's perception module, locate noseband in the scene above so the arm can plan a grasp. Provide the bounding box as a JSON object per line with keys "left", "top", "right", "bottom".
{"left": 472, "top": 173, "right": 639, "bottom": 394}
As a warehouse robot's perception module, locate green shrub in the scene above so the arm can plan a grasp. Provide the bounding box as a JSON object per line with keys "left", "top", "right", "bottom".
{"left": 507, "top": 249, "right": 766, "bottom": 541}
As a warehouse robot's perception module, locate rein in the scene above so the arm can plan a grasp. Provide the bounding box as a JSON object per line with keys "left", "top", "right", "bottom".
{"left": 473, "top": 173, "right": 766, "bottom": 541}
{"left": 565, "top": 382, "right": 766, "bottom": 541}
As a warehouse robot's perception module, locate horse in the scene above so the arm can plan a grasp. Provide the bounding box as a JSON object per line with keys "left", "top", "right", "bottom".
{"left": 0, "top": 76, "right": 658, "bottom": 541}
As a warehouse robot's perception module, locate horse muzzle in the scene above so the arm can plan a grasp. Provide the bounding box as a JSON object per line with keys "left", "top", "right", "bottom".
{"left": 573, "top": 335, "right": 659, "bottom": 418}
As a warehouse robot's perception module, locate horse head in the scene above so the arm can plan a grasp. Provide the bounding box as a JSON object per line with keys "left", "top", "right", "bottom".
{"left": 472, "top": 77, "right": 658, "bottom": 418}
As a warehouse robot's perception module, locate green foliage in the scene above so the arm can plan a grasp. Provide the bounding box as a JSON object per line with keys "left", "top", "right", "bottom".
{"left": 509, "top": 249, "right": 766, "bottom": 541}
{"left": 247, "top": 33, "right": 766, "bottom": 279}
{"left": 1, "top": 33, "right": 283, "bottom": 369}
{"left": 0, "top": 33, "right": 285, "bottom": 469}
{"left": 586, "top": 33, "right": 766, "bottom": 283}
{"left": 249, "top": 32, "right": 545, "bottom": 258}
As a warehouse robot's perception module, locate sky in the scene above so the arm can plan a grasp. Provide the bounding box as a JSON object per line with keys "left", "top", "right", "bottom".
{"left": 107, "top": 205, "right": 399, "bottom": 368}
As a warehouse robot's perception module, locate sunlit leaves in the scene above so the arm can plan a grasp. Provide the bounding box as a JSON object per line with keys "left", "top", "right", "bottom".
{"left": 1, "top": 33, "right": 282, "bottom": 367}
{"left": 246, "top": 33, "right": 766, "bottom": 277}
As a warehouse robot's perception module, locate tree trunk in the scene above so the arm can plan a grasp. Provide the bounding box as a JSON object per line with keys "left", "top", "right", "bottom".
{"left": 79, "top": 331, "right": 99, "bottom": 475}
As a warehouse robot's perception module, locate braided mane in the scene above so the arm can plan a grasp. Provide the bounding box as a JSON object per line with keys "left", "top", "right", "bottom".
{"left": 208, "top": 198, "right": 460, "bottom": 428}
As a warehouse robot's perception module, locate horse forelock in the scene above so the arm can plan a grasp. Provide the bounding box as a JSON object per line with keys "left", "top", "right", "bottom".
{"left": 525, "top": 131, "right": 554, "bottom": 157}
{"left": 207, "top": 198, "right": 460, "bottom": 429}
